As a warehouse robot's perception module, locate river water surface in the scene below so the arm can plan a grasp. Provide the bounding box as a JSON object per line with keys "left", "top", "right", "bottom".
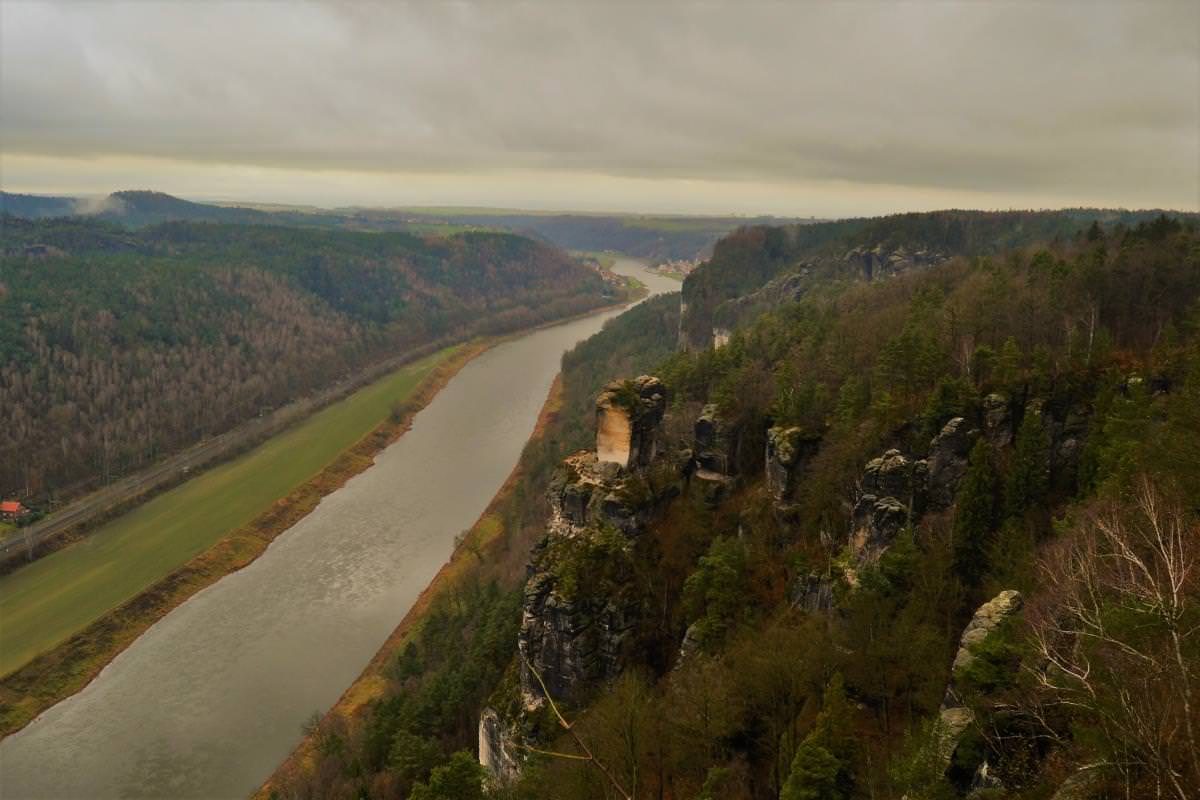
{"left": 0, "top": 258, "right": 678, "bottom": 799}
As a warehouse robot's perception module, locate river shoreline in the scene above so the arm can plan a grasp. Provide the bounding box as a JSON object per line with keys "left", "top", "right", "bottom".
{"left": 257, "top": 374, "right": 566, "bottom": 798}
{"left": 0, "top": 259, "right": 668, "bottom": 798}
{"left": 0, "top": 342, "right": 487, "bottom": 740}
{"left": 0, "top": 281, "right": 645, "bottom": 740}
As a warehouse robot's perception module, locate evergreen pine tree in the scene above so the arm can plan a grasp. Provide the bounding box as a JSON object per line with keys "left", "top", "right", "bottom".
{"left": 1005, "top": 411, "right": 1050, "bottom": 519}
{"left": 953, "top": 440, "right": 999, "bottom": 587}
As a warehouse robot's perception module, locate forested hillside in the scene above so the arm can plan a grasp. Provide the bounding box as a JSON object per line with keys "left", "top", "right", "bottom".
{"left": 0, "top": 216, "right": 614, "bottom": 503}
{"left": 678, "top": 208, "right": 1195, "bottom": 350}
{"left": 389, "top": 210, "right": 801, "bottom": 262}
{"left": 0, "top": 191, "right": 797, "bottom": 261}
{"left": 270, "top": 210, "right": 1200, "bottom": 800}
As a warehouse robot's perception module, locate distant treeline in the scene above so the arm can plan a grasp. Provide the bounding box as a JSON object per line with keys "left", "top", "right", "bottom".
{"left": 0, "top": 190, "right": 799, "bottom": 262}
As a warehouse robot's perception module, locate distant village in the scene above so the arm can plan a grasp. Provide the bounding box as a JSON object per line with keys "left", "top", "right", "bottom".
{"left": 650, "top": 258, "right": 699, "bottom": 279}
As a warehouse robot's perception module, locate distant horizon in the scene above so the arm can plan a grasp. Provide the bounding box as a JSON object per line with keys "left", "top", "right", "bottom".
{"left": 3, "top": 184, "right": 1197, "bottom": 222}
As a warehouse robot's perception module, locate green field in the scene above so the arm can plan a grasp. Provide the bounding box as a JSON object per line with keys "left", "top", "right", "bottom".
{"left": 0, "top": 347, "right": 458, "bottom": 676}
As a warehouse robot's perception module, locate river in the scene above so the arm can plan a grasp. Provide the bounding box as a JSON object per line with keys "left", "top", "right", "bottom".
{"left": 0, "top": 258, "right": 678, "bottom": 799}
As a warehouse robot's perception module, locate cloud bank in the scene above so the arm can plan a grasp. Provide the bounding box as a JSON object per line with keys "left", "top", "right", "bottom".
{"left": 1, "top": 1, "right": 1196, "bottom": 214}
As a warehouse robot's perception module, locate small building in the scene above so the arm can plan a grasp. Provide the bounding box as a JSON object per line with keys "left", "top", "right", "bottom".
{"left": 0, "top": 500, "right": 29, "bottom": 521}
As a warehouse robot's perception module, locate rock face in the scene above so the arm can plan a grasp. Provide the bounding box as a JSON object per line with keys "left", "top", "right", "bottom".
{"left": 517, "top": 376, "right": 676, "bottom": 714}
{"left": 982, "top": 393, "right": 1014, "bottom": 446}
{"left": 1049, "top": 409, "right": 1088, "bottom": 479}
{"left": 548, "top": 451, "right": 665, "bottom": 537}
{"left": 765, "top": 426, "right": 820, "bottom": 502}
{"left": 927, "top": 417, "right": 975, "bottom": 508}
{"left": 946, "top": 589, "right": 1023, "bottom": 685}
{"left": 595, "top": 376, "right": 666, "bottom": 468}
{"left": 712, "top": 268, "right": 813, "bottom": 332}
{"left": 846, "top": 244, "right": 946, "bottom": 281}
{"left": 479, "top": 708, "right": 521, "bottom": 784}
{"left": 694, "top": 404, "right": 734, "bottom": 476}
{"left": 792, "top": 573, "right": 836, "bottom": 614}
{"left": 934, "top": 590, "right": 1024, "bottom": 769}
{"left": 849, "top": 449, "right": 927, "bottom": 565}
{"left": 518, "top": 563, "right": 639, "bottom": 707}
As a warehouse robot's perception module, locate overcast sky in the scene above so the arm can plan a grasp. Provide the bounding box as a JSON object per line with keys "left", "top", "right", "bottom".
{"left": 1, "top": 1, "right": 1197, "bottom": 216}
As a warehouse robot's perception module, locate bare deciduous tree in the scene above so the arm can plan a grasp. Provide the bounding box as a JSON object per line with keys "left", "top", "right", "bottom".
{"left": 1025, "top": 480, "right": 1199, "bottom": 800}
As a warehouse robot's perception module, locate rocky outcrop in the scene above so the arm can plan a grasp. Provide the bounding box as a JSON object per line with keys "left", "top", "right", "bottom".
{"left": 982, "top": 393, "right": 1014, "bottom": 446}
{"left": 518, "top": 561, "right": 640, "bottom": 708}
{"left": 548, "top": 451, "right": 671, "bottom": 537}
{"left": 711, "top": 268, "right": 814, "bottom": 333}
{"left": 596, "top": 376, "right": 666, "bottom": 468}
{"left": 934, "top": 590, "right": 1024, "bottom": 769}
{"left": 927, "top": 417, "right": 975, "bottom": 508}
{"left": 947, "top": 590, "right": 1023, "bottom": 683}
{"left": 792, "top": 573, "right": 837, "bottom": 614}
{"left": 479, "top": 707, "right": 521, "bottom": 784}
{"left": 849, "top": 449, "right": 927, "bottom": 565}
{"left": 694, "top": 404, "right": 734, "bottom": 476}
{"left": 765, "top": 426, "right": 820, "bottom": 503}
{"left": 518, "top": 376, "right": 678, "bottom": 713}
{"left": 847, "top": 244, "right": 947, "bottom": 281}
{"left": 1048, "top": 409, "right": 1088, "bottom": 479}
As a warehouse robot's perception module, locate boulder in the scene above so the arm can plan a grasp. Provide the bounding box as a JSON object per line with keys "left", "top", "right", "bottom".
{"left": 862, "top": 449, "right": 928, "bottom": 503}
{"left": 849, "top": 495, "right": 910, "bottom": 565}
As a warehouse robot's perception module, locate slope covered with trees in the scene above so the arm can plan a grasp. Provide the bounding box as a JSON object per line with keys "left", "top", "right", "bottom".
{"left": 269, "top": 210, "right": 1200, "bottom": 800}
{"left": 0, "top": 215, "right": 615, "bottom": 504}
{"left": 0, "top": 190, "right": 799, "bottom": 261}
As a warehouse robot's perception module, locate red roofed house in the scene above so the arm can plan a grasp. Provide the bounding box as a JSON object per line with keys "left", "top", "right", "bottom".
{"left": 1, "top": 500, "right": 28, "bottom": 521}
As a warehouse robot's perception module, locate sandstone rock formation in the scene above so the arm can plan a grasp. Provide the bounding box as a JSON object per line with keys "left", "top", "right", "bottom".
{"left": 982, "top": 393, "right": 1014, "bottom": 446}
{"left": 694, "top": 404, "right": 734, "bottom": 477}
{"left": 792, "top": 573, "right": 837, "bottom": 614}
{"left": 595, "top": 375, "right": 666, "bottom": 468}
{"left": 849, "top": 449, "right": 927, "bottom": 565}
{"left": 478, "top": 707, "right": 521, "bottom": 785}
{"left": 846, "top": 244, "right": 947, "bottom": 280}
{"left": 765, "top": 426, "right": 820, "bottom": 502}
{"left": 517, "top": 376, "right": 676, "bottom": 715}
{"left": 518, "top": 562, "right": 639, "bottom": 708}
{"left": 548, "top": 451, "right": 665, "bottom": 537}
{"left": 934, "top": 590, "right": 1024, "bottom": 770}
{"left": 926, "top": 417, "right": 975, "bottom": 508}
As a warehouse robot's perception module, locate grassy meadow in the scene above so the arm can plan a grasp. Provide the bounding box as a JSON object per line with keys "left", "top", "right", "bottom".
{"left": 0, "top": 347, "right": 457, "bottom": 677}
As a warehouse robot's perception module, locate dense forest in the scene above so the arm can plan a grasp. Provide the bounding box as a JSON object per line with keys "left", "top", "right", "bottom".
{"left": 0, "top": 215, "right": 614, "bottom": 503}
{"left": 271, "top": 210, "right": 1200, "bottom": 800}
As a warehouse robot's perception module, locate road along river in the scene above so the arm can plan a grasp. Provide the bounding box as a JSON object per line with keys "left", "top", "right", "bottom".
{"left": 0, "top": 258, "right": 678, "bottom": 799}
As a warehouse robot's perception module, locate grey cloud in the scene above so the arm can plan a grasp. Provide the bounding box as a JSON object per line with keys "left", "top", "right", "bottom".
{"left": 1, "top": 0, "right": 1197, "bottom": 209}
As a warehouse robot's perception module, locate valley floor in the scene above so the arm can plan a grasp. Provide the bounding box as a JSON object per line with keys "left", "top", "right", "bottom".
{"left": 0, "top": 343, "right": 482, "bottom": 736}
